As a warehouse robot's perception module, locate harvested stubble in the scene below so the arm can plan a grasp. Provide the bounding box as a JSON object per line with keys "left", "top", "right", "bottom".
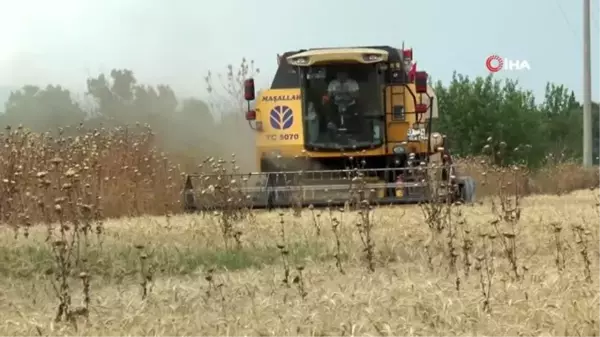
{"left": 0, "top": 189, "right": 598, "bottom": 336}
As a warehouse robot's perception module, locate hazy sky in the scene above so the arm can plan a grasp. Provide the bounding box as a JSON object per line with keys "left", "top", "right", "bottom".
{"left": 0, "top": 0, "right": 598, "bottom": 104}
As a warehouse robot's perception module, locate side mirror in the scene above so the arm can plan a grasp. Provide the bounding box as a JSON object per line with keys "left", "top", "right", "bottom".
{"left": 244, "top": 78, "right": 255, "bottom": 101}
{"left": 415, "top": 71, "right": 428, "bottom": 94}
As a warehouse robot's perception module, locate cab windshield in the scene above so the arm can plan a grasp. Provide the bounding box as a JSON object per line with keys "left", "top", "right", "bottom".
{"left": 300, "top": 63, "right": 384, "bottom": 151}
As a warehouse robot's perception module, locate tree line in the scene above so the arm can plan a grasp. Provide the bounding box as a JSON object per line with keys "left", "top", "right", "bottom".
{"left": 1, "top": 59, "right": 259, "bottom": 171}
{"left": 0, "top": 60, "right": 598, "bottom": 169}
{"left": 433, "top": 72, "right": 599, "bottom": 167}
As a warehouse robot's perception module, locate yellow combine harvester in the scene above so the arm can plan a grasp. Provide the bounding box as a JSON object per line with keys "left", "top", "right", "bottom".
{"left": 182, "top": 45, "right": 475, "bottom": 211}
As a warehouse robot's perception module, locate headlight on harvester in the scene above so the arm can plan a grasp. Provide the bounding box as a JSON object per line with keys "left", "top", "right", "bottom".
{"left": 288, "top": 57, "right": 309, "bottom": 66}
{"left": 393, "top": 146, "right": 405, "bottom": 154}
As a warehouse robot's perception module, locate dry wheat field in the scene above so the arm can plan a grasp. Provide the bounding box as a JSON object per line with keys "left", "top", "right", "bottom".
{"left": 0, "top": 126, "right": 598, "bottom": 336}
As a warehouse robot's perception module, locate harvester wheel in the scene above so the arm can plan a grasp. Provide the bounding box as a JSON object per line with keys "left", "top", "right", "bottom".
{"left": 182, "top": 175, "right": 198, "bottom": 213}
{"left": 457, "top": 176, "right": 476, "bottom": 204}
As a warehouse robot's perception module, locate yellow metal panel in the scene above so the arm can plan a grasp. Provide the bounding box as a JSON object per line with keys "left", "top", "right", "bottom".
{"left": 255, "top": 89, "right": 304, "bottom": 149}
{"left": 385, "top": 85, "right": 412, "bottom": 143}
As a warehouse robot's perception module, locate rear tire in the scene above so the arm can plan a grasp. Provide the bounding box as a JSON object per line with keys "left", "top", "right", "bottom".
{"left": 458, "top": 176, "right": 476, "bottom": 203}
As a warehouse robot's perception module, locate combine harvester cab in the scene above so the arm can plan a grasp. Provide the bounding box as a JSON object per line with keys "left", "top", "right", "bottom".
{"left": 183, "top": 46, "right": 475, "bottom": 212}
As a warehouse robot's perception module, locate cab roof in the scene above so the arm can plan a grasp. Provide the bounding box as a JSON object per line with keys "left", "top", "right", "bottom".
{"left": 287, "top": 48, "right": 389, "bottom": 66}
{"left": 290, "top": 45, "right": 402, "bottom": 62}
{"left": 270, "top": 45, "right": 404, "bottom": 89}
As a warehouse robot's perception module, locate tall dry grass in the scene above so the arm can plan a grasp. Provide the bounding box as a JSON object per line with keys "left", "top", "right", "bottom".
{"left": 0, "top": 124, "right": 183, "bottom": 223}
{"left": 457, "top": 156, "right": 599, "bottom": 198}
{"left": 0, "top": 124, "right": 596, "bottom": 222}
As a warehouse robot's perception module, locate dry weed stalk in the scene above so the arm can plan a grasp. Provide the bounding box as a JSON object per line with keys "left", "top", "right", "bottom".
{"left": 356, "top": 201, "right": 376, "bottom": 273}
{"left": 551, "top": 222, "right": 566, "bottom": 272}
{"left": 308, "top": 204, "right": 322, "bottom": 236}
{"left": 419, "top": 159, "right": 463, "bottom": 290}
{"left": 135, "top": 244, "right": 155, "bottom": 300}
{"left": 572, "top": 224, "right": 593, "bottom": 283}
{"left": 447, "top": 205, "right": 464, "bottom": 292}
{"left": 475, "top": 232, "right": 496, "bottom": 313}
{"left": 419, "top": 167, "right": 451, "bottom": 233}
{"left": 191, "top": 154, "right": 252, "bottom": 249}
{"left": 204, "top": 268, "right": 228, "bottom": 323}
{"left": 330, "top": 215, "right": 345, "bottom": 275}
{"left": 461, "top": 226, "right": 474, "bottom": 278}
{"left": 8, "top": 129, "right": 111, "bottom": 327}
{"left": 292, "top": 265, "right": 308, "bottom": 300}
{"left": 277, "top": 213, "right": 291, "bottom": 287}
{"left": 345, "top": 167, "right": 377, "bottom": 272}
{"left": 482, "top": 138, "right": 527, "bottom": 280}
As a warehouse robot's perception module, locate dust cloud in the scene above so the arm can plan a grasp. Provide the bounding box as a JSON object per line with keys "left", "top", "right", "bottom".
{"left": 0, "top": 0, "right": 270, "bottom": 175}
{"left": 0, "top": 55, "right": 259, "bottom": 175}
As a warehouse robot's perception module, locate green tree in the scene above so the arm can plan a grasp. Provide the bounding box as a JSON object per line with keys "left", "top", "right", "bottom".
{"left": 162, "top": 97, "right": 217, "bottom": 155}
{"left": 434, "top": 72, "right": 543, "bottom": 166}
{"left": 178, "top": 98, "right": 214, "bottom": 129}
{"left": 85, "top": 68, "right": 218, "bottom": 162}
{"left": 86, "top": 69, "right": 179, "bottom": 124}
{"left": 538, "top": 83, "right": 583, "bottom": 163}
{"left": 3, "top": 84, "right": 85, "bottom": 132}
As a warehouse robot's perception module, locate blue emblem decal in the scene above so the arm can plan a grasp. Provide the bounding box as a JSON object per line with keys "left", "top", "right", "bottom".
{"left": 269, "top": 105, "right": 293, "bottom": 130}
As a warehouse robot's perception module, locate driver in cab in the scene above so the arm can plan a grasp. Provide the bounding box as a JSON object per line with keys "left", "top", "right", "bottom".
{"left": 323, "top": 71, "right": 360, "bottom": 132}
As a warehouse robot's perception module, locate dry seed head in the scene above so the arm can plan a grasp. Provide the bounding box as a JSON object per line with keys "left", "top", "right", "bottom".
{"left": 50, "top": 157, "right": 63, "bottom": 165}
{"left": 53, "top": 240, "right": 66, "bottom": 247}
{"left": 65, "top": 168, "right": 76, "bottom": 177}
